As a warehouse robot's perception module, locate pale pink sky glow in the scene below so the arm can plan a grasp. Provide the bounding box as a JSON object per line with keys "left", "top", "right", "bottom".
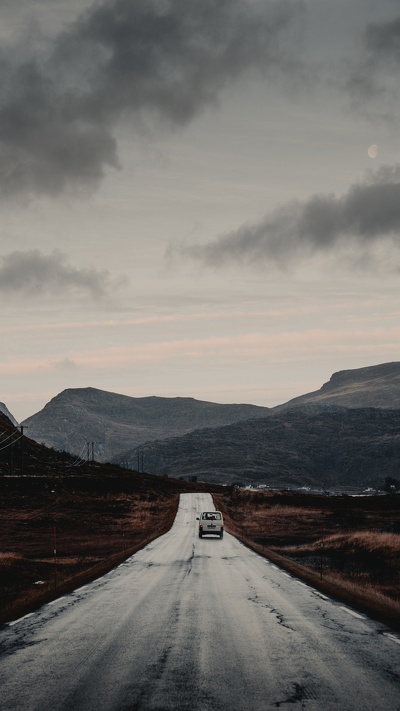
{"left": 0, "top": 306, "right": 324, "bottom": 336}
{"left": 3, "top": 326, "right": 400, "bottom": 379}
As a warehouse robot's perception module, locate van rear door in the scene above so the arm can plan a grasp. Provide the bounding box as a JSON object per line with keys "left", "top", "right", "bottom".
{"left": 199, "top": 511, "right": 224, "bottom": 538}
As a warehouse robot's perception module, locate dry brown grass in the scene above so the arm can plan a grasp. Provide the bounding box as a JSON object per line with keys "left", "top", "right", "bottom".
{"left": 0, "top": 552, "right": 23, "bottom": 567}
{"left": 284, "top": 530, "right": 400, "bottom": 556}
{"left": 240, "top": 504, "right": 327, "bottom": 543}
{"left": 0, "top": 475, "right": 182, "bottom": 624}
{"left": 0, "top": 472, "right": 222, "bottom": 625}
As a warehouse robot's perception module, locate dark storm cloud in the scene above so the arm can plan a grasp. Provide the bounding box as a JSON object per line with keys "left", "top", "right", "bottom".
{"left": 363, "top": 15, "right": 400, "bottom": 63}
{"left": 179, "top": 165, "right": 400, "bottom": 267}
{"left": 346, "top": 14, "right": 400, "bottom": 101}
{"left": 0, "top": 0, "right": 303, "bottom": 197}
{"left": 0, "top": 250, "right": 121, "bottom": 296}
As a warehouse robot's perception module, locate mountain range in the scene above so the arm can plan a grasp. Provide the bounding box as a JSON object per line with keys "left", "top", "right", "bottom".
{"left": 116, "top": 406, "right": 400, "bottom": 489}
{"left": 21, "top": 389, "right": 270, "bottom": 463}
{"left": 9, "top": 361, "right": 400, "bottom": 488}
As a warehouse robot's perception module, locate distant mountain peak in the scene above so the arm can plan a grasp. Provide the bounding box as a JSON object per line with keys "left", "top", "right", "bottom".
{"left": 276, "top": 361, "right": 400, "bottom": 412}
{"left": 0, "top": 402, "right": 18, "bottom": 426}
{"left": 325, "top": 362, "right": 400, "bottom": 389}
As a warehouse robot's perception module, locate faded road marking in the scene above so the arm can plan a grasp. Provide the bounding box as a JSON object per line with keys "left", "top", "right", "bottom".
{"left": 383, "top": 633, "right": 400, "bottom": 646}
{"left": 339, "top": 606, "right": 364, "bottom": 620}
{"left": 8, "top": 613, "right": 34, "bottom": 627}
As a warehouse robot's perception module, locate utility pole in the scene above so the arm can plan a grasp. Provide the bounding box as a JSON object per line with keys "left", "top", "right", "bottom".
{"left": 8, "top": 434, "right": 13, "bottom": 475}
{"left": 136, "top": 452, "right": 144, "bottom": 473}
{"left": 86, "top": 442, "right": 95, "bottom": 464}
{"left": 19, "top": 425, "right": 24, "bottom": 472}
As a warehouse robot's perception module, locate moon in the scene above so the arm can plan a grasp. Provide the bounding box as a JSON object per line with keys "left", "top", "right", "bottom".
{"left": 368, "top": 144, "right": 378, "bottom": 158}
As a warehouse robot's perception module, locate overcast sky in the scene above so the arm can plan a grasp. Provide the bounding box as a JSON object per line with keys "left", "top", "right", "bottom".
{"left": 2, "top": 0, "right": 400, "bottom": 422}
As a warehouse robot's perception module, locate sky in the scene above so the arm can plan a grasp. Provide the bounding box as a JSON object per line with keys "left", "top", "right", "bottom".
{"left": 2, "top": 0, "right": 400, "bottom": 423}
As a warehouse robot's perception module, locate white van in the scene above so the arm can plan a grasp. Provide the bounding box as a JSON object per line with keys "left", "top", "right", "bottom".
{"left": 197, "top": 511, "right": 224, "bottom": 538}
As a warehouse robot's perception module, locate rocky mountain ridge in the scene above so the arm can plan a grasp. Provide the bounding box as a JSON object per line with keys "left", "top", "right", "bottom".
{"left": 21, "top": 388, "right": 271, "bottom": 463}
{"left": 275, "top": 362, "right": 400, "bottom": 411}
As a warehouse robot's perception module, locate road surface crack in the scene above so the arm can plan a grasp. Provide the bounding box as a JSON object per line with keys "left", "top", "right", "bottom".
{"left": 248, "top": 594, "right": 294, "bottom": 631}
{"left": 274, "top": 682, "right": 309, "bottom": 707}
{"left": 187, "top": 543, "right": 195, "bottom": 574}
{"left": 270, "top": 608, "right": 294, "bottom": 630}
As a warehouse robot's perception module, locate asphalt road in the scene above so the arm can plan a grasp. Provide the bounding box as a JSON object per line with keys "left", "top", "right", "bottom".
{"left": 1, "top": 492, "right": 400, "bottom": 710}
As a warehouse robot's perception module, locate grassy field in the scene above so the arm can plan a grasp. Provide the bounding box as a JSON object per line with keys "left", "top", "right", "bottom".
{"left": 215, "top": 488, "right": 400, "bottom": 632}
{"left": 0, "top": 472, "right": 218, "bottom": 625}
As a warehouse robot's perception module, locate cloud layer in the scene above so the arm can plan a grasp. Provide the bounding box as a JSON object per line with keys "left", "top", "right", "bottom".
{"left": 0, "top": 250, "right": 121, "bottom": 296}
{"left": 347, "top": 13, "right": 400, "bottom": 105}
{"left": 0, "top": 0, "right": 302, "bottom": 197}
{"left": 179, "top": 164, "right": 400, "bottom": 267}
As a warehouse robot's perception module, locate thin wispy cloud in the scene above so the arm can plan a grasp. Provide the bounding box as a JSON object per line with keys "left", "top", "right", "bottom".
{"left": 0, "top": 249, "right": 124, "bottom": 297}
{"left": 52, "top": 357, "right": 78, "bottom": 371}
{"left": 178, "top": 164, "right": 400, "bottom": 268}
{"left": 2, "top": 325, "right": 400, "bottom": 376}
{"left": 0, "top": 306, "right": 322, "bottom": 335}
{"left": 0, "top": 0, "right": 304, "bottom": 197}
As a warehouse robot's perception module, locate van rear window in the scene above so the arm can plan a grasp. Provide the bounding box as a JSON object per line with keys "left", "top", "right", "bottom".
{"left": 202, "top": 512, "right": 221, "bottom": 520}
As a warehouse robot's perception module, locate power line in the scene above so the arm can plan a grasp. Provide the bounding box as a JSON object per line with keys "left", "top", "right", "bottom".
{"left": 65, "top": 443, "right": 89, "bottom": 468}
{"left": 0, "top": 434, "right": 23, "bottom": 452}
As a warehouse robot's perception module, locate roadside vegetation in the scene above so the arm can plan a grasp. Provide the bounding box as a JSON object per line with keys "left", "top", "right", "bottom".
{"left": 215, "top": 488, "right": 400, "bottom": 632}
{"left": 2, "top": 461, "right": 400, "bottom": 634}
{"left": 0, "top": 471, "right": 218, "bottom": 626}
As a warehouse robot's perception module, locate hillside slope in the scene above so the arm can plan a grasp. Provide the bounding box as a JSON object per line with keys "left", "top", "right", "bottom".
{"left": 114, "top": 407, "right": 400, "bottom": 489}
{"left": 275, "top": 362, "right": 400, "bottom": 412}
{"left": 22, "top": 388, "right": 271, "bottom": 462}
{"left": 0, "top": 410, "right": 121, "bottom": 478}
{"left": 0, "top": 402, "right": 17, "bottom": 426}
